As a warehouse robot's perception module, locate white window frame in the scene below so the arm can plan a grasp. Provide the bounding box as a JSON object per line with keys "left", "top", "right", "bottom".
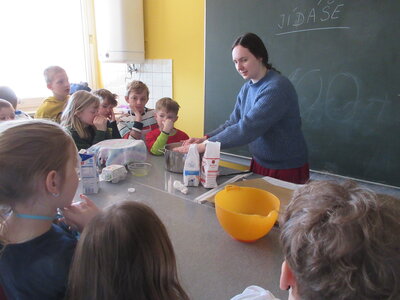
{"left": 0, "top": 0, "right": 99, "bottom": 113}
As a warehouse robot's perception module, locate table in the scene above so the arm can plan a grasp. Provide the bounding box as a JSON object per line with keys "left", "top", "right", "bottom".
{"left": 125, "top": 155, "right": 257, "bottom": 203}
{"left": 75, "top": 155, "right": 288, "bottom": 300}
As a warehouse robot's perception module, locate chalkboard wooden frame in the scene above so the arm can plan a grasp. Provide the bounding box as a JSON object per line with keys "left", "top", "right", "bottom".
{"left": 205, "top": 0, "right": 400, "bottom": 187}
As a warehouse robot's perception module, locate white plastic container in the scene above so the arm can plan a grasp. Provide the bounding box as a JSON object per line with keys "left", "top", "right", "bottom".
{"left": 183, "top": 144, "right": 200, "bottom": 187}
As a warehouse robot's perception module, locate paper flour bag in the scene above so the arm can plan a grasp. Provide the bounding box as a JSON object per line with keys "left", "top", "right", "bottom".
{"left": 200, "top": 141, "right": 221, "bottom": 188}
{"left": 183, "top": 144, "right": 200, "bottom": 186}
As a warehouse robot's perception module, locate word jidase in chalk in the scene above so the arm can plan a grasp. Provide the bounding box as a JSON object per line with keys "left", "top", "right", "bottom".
{"left": 277, "top": 1, "right": 345, "bottom": 31}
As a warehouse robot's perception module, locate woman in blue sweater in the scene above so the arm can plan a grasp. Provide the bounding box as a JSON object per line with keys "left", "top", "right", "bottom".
{"left": 180, "top": 33, "right": 309, "bottom": 184}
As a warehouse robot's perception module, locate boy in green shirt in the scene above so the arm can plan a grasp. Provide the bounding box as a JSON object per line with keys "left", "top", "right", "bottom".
{"left": 145, "top": 97, "right": 189, "bottom": 155}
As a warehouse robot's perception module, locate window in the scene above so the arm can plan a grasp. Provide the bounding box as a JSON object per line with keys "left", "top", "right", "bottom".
{"left": 0, "top": 0, "right": 97, "bottom": 102}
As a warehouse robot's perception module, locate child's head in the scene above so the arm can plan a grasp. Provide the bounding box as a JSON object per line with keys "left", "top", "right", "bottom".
{"left": 125, "top": 80, "right": 149, "bottom": 113}
{"left": 67, "top": 201, "right": 189, "bottom": 300}
{"left": 44, "top": 66, "right": 70, "bottom": 100}
{"left": 279, "top": 181, "right": 400, "bottom": 300}
{"left": 0, "top": 119, "right": 78, "bottom": 212}
{"left": 0, "top": 86, "right": 18, "bottom": 109}
{"left": 155, "top": 97, "right": 180, "bottom": 129}
{"left": 92, "top": 89, "right": 118, "bottom": 118}
{"left": 0, "top": 99, "right": 15, "bottom": 121}
{"left": 61, "top": 90, "right": 100, "bottom": 139}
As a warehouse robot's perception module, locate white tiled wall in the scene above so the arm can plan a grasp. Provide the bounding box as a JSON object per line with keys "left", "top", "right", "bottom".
{"left": 100, "top": 59, "right": 173, "bottom": 109}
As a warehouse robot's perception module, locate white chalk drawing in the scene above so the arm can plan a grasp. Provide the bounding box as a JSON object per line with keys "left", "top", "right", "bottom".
{"left": 289, "top": 68, "right": 393, "bottom": 125}
{"left": 276, "top": 0, "right": 347, "bottom": 36}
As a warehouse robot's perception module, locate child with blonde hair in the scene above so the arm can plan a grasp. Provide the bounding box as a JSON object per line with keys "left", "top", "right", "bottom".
{"left": 117, "top": 80, "right": 158, "bottom": 140}
{"left": 67, "top": 201, "right": 189, "bottom": 300}
{"left": 0, "top": 99, "right": 15, "bottom": 121}
{"left": 0, "top": 119, "right": 99, "bottom": 300}
{"left": 61, "top": 90, "right": 110, "bottom": 150}
{"left": 35, "top": 66, "right": 71, "bottom": 122}
{"left": 92, "top": 88, "right": 121, "bottom": 138}
{"left": 145, "top": 97, "right": 189, "bottom": 155}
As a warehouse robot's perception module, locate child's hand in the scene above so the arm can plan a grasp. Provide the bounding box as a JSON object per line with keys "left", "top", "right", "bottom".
{"left": 129, "top": 129, "right": 142, "bottom": 139}
{"left": 110, "top": 108, "right": 116, "bottom": 122}
{"left": 93, "top": 115, "right": 108, "bottom": 131}
{"left": 132, "top": 107, "right": 143, "bottom": 122}
{"left": 162, "top": 119, "right": 174, "bottom": 134}
{"left": 61, "top": 195, "right": 101, "bottom": 232}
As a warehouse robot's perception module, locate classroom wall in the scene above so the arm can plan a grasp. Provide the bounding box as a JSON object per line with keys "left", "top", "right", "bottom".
{"left": 97, "top": 0, "right": 245, "bottom": 170}
{"left": 143, "top": 1, "right": 247, "bottom": 170}
{"left": 143, "top": 0, "right": 205, "bottom": 137}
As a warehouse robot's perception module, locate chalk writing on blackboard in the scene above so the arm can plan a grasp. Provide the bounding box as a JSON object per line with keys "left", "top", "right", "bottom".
{"left": 276, "top": 0, "right": 348, "bottom": 36}
{"left": 289, "top": 68, "right": 393, "bottom": 126}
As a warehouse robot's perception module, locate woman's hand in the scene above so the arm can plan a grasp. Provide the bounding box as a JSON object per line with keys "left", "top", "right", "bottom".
{"left": 173, "top": 143, "right": 206, "bottom": 154}
{"left": 182, "top": 136, "right": 207, "bottom": 146}
{"left": 93, "top": 115, "right": 108, "bottom": 131}
{"left": 61, "top": 195, "right": 101, "bottom": 232}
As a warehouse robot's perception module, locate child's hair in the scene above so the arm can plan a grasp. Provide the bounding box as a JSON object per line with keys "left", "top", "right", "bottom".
{"left": 0, "top": 86, "right": 18, "bottom": 109}
{"left": 125, "top": 80, "right": 149, "bottom": 98}
{"left": 0, "top": 119, "right": 75, "bottom": 242}
{"left": 61, "top": 90, "right": 100, "bottom": 139}
{"left": 92, "top": 89, "right": 118, "bottom": 107}
{"left": 0, "top": 99, "right": 13, "bottom": 110}
{"left": 155, "top": 97, "right": 180, "bottom": 115}
{"left": 280, "top": 180, "right": 400, "bottom": 300}
{"left": 67, "top": 201, "right": 189, "bottom": 300}
{"left": 44, "top": 65, "right": 66, "bottom": 84}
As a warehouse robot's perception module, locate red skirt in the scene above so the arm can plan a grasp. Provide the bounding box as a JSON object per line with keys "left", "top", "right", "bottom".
{"left": 250, "top": 159, "right": 309, "bottom": 184}
{"left": 0, "top": 285, "right": 6, "bottom": 300}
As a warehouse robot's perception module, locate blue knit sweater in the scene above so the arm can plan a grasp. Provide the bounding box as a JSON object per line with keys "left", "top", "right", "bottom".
{"left": 207, "top": 70, "right": 308, "bottom": 169}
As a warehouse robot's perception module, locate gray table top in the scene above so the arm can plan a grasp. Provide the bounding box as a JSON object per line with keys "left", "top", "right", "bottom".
{"left": 75, "top": 155, "right": 288, "bottom": 300}
{"left": 123, "top": 155, "right": 256, "bottom": 202}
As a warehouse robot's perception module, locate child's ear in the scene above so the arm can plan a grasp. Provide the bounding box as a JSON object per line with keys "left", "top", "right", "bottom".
{"left": 280, "top": 260, "right": 297, "bottom": 291}
{"left": 125, "top": 96, "right": 129, "bottom": 103}
{"left": 47, "top": 83, "right": 53, "bottom": 90}
{"left": 45, "top": 170, "right": 60, "bottom": 195}
{"left": 174, "top": 115, "right": 179, "bottom": 122}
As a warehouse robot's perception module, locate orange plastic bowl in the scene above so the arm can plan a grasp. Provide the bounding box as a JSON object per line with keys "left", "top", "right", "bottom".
{"left": 215, "top": 185, "right": 280, "bottom": 242}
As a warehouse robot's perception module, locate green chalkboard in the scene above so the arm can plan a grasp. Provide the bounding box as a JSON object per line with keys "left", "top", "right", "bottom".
{"left": 205, "top": 0, "right": 400, "bottom": 187}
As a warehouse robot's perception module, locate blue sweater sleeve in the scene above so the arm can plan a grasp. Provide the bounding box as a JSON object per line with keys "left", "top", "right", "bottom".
{"left": 208, "top": 73, "right": 293, "bottom": 149}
